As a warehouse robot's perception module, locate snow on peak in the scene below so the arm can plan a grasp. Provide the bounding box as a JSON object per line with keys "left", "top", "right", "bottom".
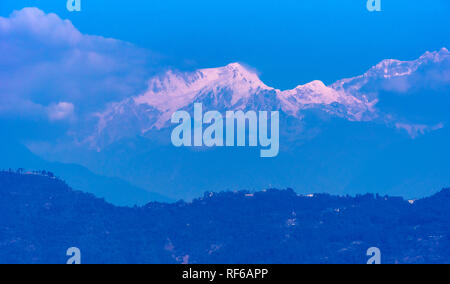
{"left": 332, "top": 48, "right": 450, "bottom": 93}
{"left": 363, "top": 58, "right": 420, "bottom": 80}
{"left": 294, "top": 80, "right": 329, "bottom": 93}
{"left": 224, "top": 62, "right": 252, "bottom": 73}
{"left": 132, "top": 63, "right": 274, "bottom": 128}
{"left": 277, "top": 80, "right": 372, "bottom": 120}
{"left": 281, "top": 80, "right": 339, "bottom": 106}
{"left": 366, "top": 48, "right": 449, "bottom": 79}
{"left": 198, "top": 62, "right": 273, "bottom": 92}
{"left": 421, "top": 47, "right": 449, "bottom": 61}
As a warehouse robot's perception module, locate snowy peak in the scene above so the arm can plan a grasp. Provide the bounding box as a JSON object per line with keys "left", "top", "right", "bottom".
{"left": 130, "top": 62, "right": 276, "bottom": 128}
{"left": 332, "top": 47, "right": 450, "bottom": 93}
{"left": 277, "top": 80, "right": 373, "bottom": 121}
{"left": 419, "top": 47, "right": 449, "bottom": 63}
{"left": 213, "top": 62, "right": 263, "bottom": 83}
{"left": 365, "top": 47, "right": 449, "bottom": 79}
{"left": 134, "top": 63, "right": 273, "bottom": 111}
{"left": 291, "top": 80, "right": 335, "bottom": 100}
{"left": 279, "top": 80, "right": 340, "bottom": 109}
{"left": 198, "top": 62, "right": 273, "bottom": 93}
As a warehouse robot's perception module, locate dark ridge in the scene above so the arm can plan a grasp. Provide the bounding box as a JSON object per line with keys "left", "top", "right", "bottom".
{"left": 0, "top": 171, "right": 449, "bottom": 264}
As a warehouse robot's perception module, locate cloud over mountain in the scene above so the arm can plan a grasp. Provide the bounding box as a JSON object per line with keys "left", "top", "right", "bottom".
{"left": 0, "top": 8, "right": 160, "bottom": 123}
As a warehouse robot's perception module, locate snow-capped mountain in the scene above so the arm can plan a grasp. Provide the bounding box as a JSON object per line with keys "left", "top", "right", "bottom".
{"left": 88, "top": 48, "right": 449, "bottom": 149}
{"left": 133, "top": 63, "right": 275, "bottom": 128}
{"left": 332, "top": 47, "right": 450, "bottom": 96}
{"left": 44, "top": 48, "right": 450, "bottom": 201}
{"left": 278, "top": 80, "right": 376, "bottom": 121}
{"left": 90, "top": 63, "right": 278, "bottom": 147}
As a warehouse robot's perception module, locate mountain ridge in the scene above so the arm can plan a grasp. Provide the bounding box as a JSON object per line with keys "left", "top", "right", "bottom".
{"left": 0, "top": 138, "right": 172, "bottom": 206}
{"left": 88, "top": 48, "right": 449, "bottom": 149}
{"left": 1, "top": 171, "right": 449, "bottom": 264}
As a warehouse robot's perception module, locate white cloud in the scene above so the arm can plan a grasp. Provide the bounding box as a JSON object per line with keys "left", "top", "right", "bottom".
{"left": 0, "top": 7, "right": 82, "bottom": 45}
{"left": 47, "top": 102, "right": 75, "bottom": 121}
{"left": 395, "top": 122, "right": 444, "bottom": 138}
{"left": 0, "top": 7, "right": 163, "bottom": 123}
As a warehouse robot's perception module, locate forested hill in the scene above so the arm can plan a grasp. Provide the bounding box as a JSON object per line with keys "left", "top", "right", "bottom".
{"left": 0, "top": 171, "right": 449, "bottom": 264}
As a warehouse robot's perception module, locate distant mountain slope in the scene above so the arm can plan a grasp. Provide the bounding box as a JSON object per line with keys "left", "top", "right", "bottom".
{"left": 0, "top": 139, "right": 172, "bottom": 206}
{"left": 0, "top": 172, "right": 449, "bottom": 264}
{"left": 45, "top": 117, "right": 449, "bottom": 201}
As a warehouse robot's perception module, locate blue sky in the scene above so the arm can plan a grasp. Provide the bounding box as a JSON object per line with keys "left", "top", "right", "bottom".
{"left": 0, "top": 0, "right": 449, "bottom": 89}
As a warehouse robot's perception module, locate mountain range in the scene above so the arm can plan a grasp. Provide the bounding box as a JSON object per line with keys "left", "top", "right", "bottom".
{"left": 19, "top": 47, "right": 449, "bottom": 202}
{"left": 0, "top": 138, "right": 172, "bottom": 206}
{"left": 88, "top": 47, "right": 449, "bottom": 146}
